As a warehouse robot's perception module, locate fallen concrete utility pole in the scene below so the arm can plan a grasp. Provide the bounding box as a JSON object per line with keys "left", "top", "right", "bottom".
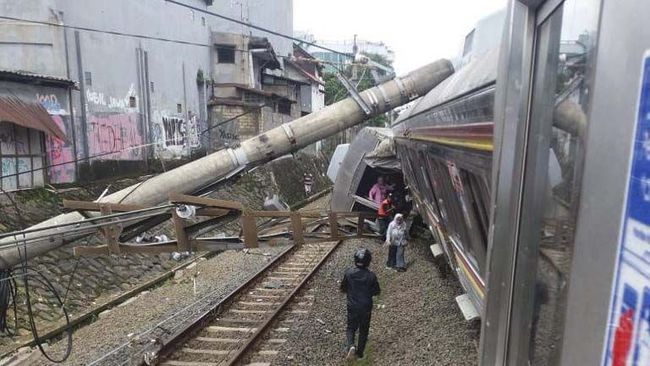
{"left": 0, "top": 59, "right": 453, "bottom": 269}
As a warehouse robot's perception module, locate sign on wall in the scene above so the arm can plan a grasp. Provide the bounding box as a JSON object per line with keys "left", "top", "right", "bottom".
{"left": 604, "top": 51, "right": 650, "bottom": 366}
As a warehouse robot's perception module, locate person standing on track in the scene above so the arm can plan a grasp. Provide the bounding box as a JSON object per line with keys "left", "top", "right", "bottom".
{"left": 340, "top": 248, "right": 381, "bottom": 362}
{"left": 385, "top": 213, "right": 408, "bottom": 271}
{"left": 303, "top": 173, "right": 314, "bottom": 195}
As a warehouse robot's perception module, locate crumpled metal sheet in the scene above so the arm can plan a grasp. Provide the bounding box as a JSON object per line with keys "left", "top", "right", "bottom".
{"left": 363, "top": 129, "right": 401, "bottom": 170}
{"left": 0, "top": 96, "right": 67, "bottom": 140}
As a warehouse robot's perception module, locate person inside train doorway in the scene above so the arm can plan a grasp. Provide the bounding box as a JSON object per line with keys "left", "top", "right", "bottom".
{"left": 385, "top": 213, "right": 408, "bottom": 271}
{"left": 377, "top": 193, "right": 394, "bottom": 236}
{"left": 368, "top": 176, "right": 393, "bottom": 205}
{"left": 340, "top": 248, "right": 381, "bottom": 362}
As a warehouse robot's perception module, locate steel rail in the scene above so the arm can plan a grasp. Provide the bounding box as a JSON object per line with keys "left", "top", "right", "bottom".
{"left": 146, "top": 244, "right": 298, "bottom": 365}
{"left": 151, "top": 240, "right": 342, "bottom": 366}
{"left": 224, "top": 240, "right": 342, "bottom": 365}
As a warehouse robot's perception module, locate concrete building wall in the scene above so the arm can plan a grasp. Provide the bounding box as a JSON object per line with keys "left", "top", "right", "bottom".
{"left": 208, "top": 0, "right": 293, "bottom": 59}
{"left": 0, "top": 0, "right": 68, "bottom": 78}
{"left": 212, "top": 32, "right": 254, "bottom": 87}
{"left": 0, "top": 0, "right": 296, "bottom": 186}
{"left": 58, "top": 0, "right": 211, "bottom": 165}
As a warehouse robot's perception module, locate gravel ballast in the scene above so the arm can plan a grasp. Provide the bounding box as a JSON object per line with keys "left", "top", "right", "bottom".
{"left": 27, "top": 248, "right": 286, "bottom": 365}
{"left": 20, "top": 194, "right": 332, "bottom": 364}
{"left": 276, "top": 236, "right": 480, "bottom": 366}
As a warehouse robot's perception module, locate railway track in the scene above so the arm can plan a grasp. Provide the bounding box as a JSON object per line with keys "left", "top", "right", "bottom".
{"left": 152, "top": 240, "right": 341, "bottom": 366}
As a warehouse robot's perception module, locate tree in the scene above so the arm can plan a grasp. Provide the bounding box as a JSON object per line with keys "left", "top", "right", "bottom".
{"left": 320, "top": 52, "right": 394, "bottom": 159}
{"left": 324, "top": 52, "right": 394, "bottom": 128}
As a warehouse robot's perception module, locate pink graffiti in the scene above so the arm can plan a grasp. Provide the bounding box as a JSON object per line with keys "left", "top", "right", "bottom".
{"left": 46, "top": 115, "right": 75, "bottom": 183}
{"left": 88, "top": 113, "right": 143, "bottom": 161}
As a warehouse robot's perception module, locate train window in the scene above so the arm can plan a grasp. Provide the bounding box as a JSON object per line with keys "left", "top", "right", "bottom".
{"left": 429, "top": 158, "right": 482, "bottom": 270}
{"left": 519, "top": 0, "right": 600, "bottom": 364}
{"left": 422, "top": 155, "right": 444, "bottom": 223}
{"left": 462, "top": 170, "right": 490, "bottom": 246}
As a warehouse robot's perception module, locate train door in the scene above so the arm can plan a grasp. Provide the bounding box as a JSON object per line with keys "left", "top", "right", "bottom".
{"left": 480, "top": 0, "right": 603, "bottom": 364}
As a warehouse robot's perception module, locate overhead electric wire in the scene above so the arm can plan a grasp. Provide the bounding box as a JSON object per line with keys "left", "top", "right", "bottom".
{"left": 0, "top": 207, "right": 174, "bottom": 249}
{"left": 163, "top": 0, "right": 352, "bottom": 58}
{"left": 200, "top": 103, "right": 268, "bottom": 135}
{"left": 0, "top": 12, "right": 352, "bottom": 61}
{"left": 1, "top": 96, "right": 273, "bottom": 181}
{"left": 0, "top": 203, "right": 173, "bottom": 240}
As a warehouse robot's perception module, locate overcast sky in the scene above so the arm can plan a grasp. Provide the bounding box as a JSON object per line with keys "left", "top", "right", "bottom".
{"left": 294, "top": 0, "right": 506, "bottom": 73}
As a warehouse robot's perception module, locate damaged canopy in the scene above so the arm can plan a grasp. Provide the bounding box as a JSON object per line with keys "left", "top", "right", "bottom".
{"left": 0, "top": 96, "right": 66, "bottom": 140}
{"left": 363, "top": 129, "right": 401, "bottom": 171}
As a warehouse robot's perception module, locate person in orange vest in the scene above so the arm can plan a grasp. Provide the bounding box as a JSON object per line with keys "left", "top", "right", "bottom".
{"left": 377, "top": 193, "right": 394, "bottom": 236}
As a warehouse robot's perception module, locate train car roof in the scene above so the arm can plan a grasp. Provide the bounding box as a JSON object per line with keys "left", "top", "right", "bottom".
{"left": 393, "top": 48, "right": 499, "bottom": 126}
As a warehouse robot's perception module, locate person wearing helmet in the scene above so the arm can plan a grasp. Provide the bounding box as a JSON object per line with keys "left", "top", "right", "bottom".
{"left": 340, "top": 248, "right": 381, "bottom": 361}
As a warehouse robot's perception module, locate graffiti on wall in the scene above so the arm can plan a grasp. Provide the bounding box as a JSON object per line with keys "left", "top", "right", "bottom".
{"left": 218, "top": 128, "right": 240, "bottom": 146}
{"left": 36, "top": 93, "right": 67, "bottom": 115}
{"left": 35, "top": 92, "right": 77, "bottom": 184}
{"left": 45, "top": 115, "right": 76, "bottom": 183}
{"left": 0, "top": 127, "right": 28, "bottom": 155}
{"left": 187, "top": 113, "right": 200, "bottom": 148}
{"left": 162, "top": 116, "right": 186, "bottom": 146}
{"left": 152, "top": 111, "right": 200, "bottom": 157}
{"left": 88, "top": 113, "right": 143, "bottom": 161}
{"left": 86, "top": 84, "right": 137, "bottom": 110}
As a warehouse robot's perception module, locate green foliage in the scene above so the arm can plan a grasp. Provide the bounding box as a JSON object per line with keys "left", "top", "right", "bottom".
{"left": 319, "top": 52, "right": 394, "bottom": 159}
{"left": 323, "top": 52, "right": 394, "bottom": 129}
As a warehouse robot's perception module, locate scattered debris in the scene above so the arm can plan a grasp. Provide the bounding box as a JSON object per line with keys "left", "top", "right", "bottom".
{"left": 173, "top": 270, "right": 184, "bottom": 281}
{"left": 98, "top": 309, "right": 111, "bottom": 318}
{"left": 136, "top": 234, "right": 170, "bottom": 244}
{"left": 170, "top": 251, "right": 190, "bottom": 261}
{"left": 118, "top": 297, "right": 137, "bottom": 307}
{"left": 263, "top": 281, "right": 282, "bottom": 289}
{"left": 316, "top": 318, "right": 326, "bottom": 325}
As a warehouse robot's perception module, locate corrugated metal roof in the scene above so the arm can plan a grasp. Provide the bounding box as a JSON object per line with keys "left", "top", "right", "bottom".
{"left": 0, "top": 96, "right": 67, "bottom": 140}
{"left": 0, "top": 69, "right": 77, "bottom": 88}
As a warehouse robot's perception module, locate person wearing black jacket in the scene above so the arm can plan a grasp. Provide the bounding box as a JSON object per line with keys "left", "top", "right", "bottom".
{"left": 340, "top": 248, "right": 381, "bottom": 361}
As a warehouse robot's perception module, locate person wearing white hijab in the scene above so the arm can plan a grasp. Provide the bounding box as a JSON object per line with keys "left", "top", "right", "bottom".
{"left": 385, "top": 213, "right": 408, "bottom": 271}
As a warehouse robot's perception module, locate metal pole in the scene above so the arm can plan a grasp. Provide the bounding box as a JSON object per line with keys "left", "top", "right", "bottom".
{"left": 0, "top": 60, "right": 454, "bottom": 269}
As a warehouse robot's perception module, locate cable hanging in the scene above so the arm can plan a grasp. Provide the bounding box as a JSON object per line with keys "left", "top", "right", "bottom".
{"left": 0, "top": 187, "right": 72, "bottom": 363}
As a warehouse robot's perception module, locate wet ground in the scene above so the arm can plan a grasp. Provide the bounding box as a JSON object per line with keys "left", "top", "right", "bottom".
{"left": 276, "top": 236, "right": 480, "bottom": 366}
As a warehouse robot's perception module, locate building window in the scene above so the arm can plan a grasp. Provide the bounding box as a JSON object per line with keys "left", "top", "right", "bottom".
{"left": 150, "top": 81, "right": 155, "bottom": 93}
{"left": 177, "top": 103, "right": 183, "bottom": 113}
{"left": 202, "top": 17, "right": 206, "bottom": 26}
{"left": 278, "top": 100, "right": 291, "bottom": 115}
{"left": 217, "top": 45, "right": 236, "bottom": 64}
{"left": 129, "top": 96, "right": 136, "bottom": 108}
{"left": 0, "top": 123, "right": 46, "bottom": 191}
{"left": 84, "top": 71, "right": 92, "bottom": 86}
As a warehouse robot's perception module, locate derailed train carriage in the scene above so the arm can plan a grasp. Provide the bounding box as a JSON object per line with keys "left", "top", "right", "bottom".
{"left": 335, "top": 0, "right": 650, "bottom": 364}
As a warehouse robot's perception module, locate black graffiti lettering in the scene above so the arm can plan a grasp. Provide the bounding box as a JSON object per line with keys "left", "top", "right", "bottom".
{"left": 162, "top": 117, "right": 186, "bottom": 146}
